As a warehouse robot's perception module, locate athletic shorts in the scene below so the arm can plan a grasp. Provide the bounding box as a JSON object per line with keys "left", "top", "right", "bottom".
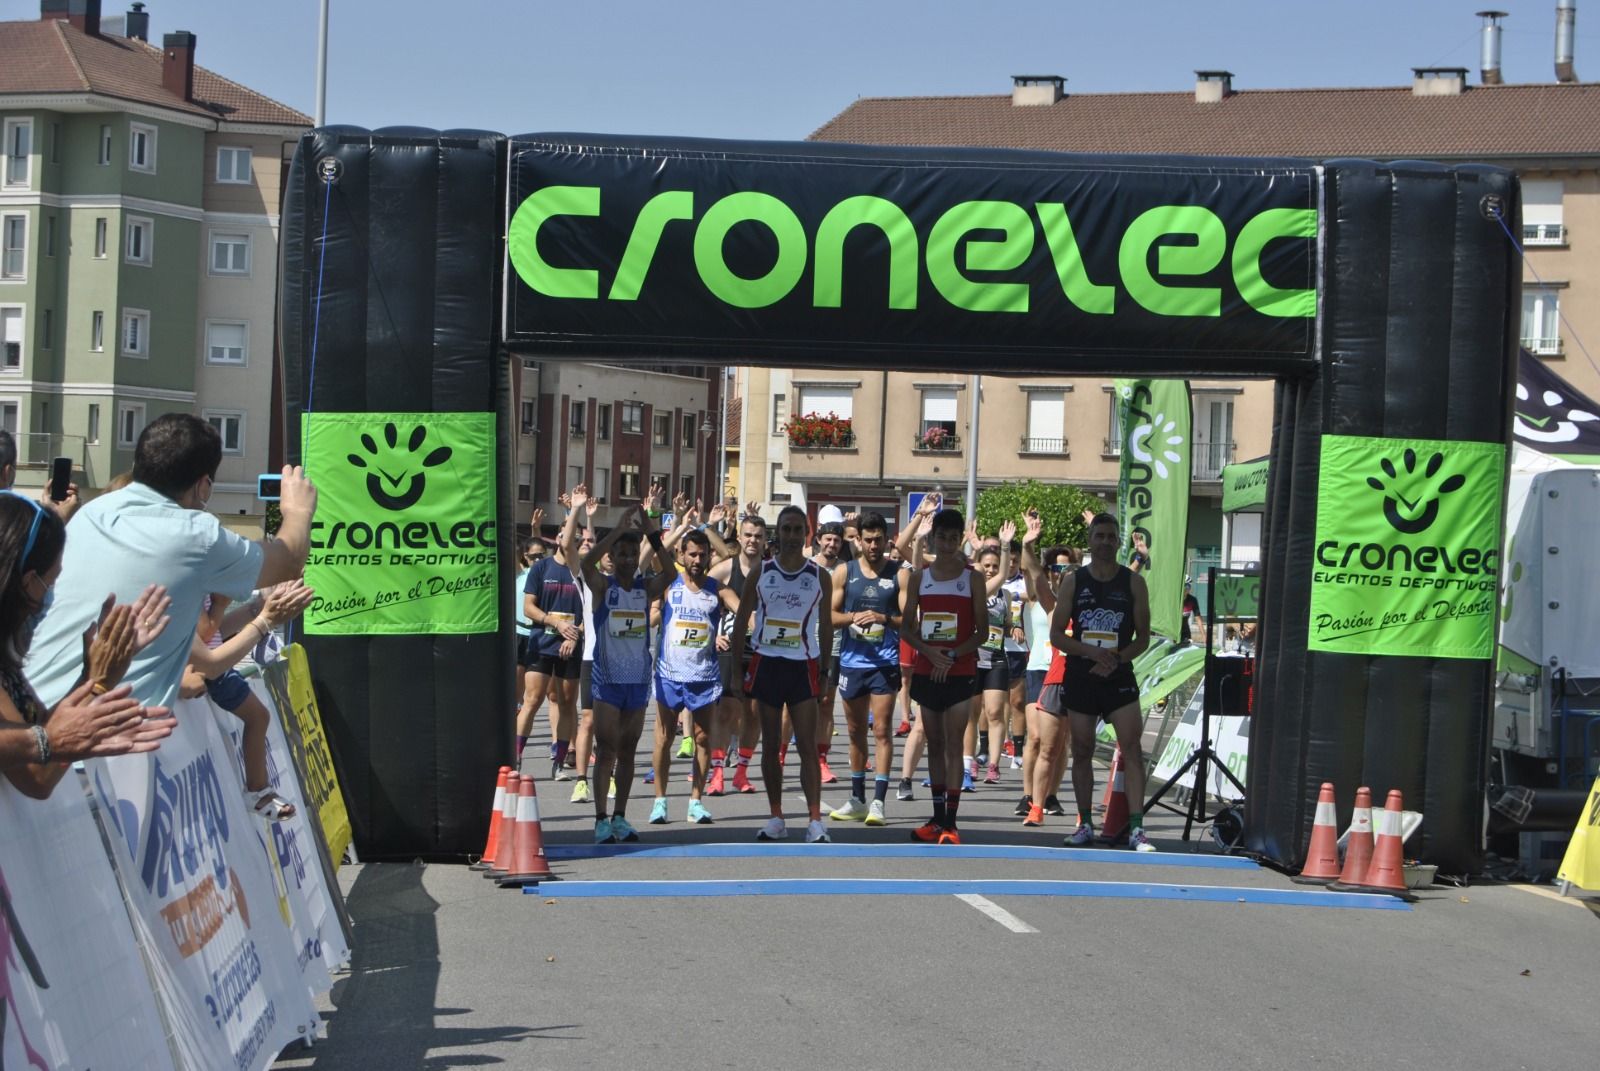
{"left": 1025, "top": 669, "right": 1047, "bottom": 706}
{"left": 839, "top": 665, "right": 902, "bottom": 701}
{"left": 656, "top": 677, "right": 722, "bottom": 714}
{"left": 592, "top": 679, "right": 650, "bottom": 711}
{"left": 744, "top": 653, "right": 819, "bottom": 709}
{"left": 1006, "top": 651, "right": 1028, "bottom": 679}
{"left": 975, "top": 660, "right": 1009, "bottom": 693}
{"left": 719, "top": 649, "right": 752, "bottom": 693}
{"left": 580, "top": 660, "right": 594, "bottom": 709}
{"left": 534, "top": 654, "right": 582, "bottom": 680}
{"left": 909, "top": 674, "right": 976, "bottom": 713}
{"left": 1040, "top": 672, "right": 1139, "bottom": 720}
{"left": 516, "top": 631, "right": 532, "bottom": 664}
{"left": 204, "top": 669, "right": 251, "bottom": 712}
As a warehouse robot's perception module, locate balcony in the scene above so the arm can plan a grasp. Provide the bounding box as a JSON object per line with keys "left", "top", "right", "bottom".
{"left": 1103, "top": 436, "right": 1122, "bottom": 458}
{"left": 1523, "top": 336, "right": 1563, "bottom": 356}
{"left": 568, "top": 424, "right": 586, "bottom": 438}
{"left": 17, "top": 433, "right": 93, "bottom": 483}
{"left": 1019, "top": 435, "right": 1068, "bottom": 455}
{"left": 914, "top": 430, "right": 960, "bottom": 453}
{"left": 1523, "top": 223, "right": 1568, "bottom": 247}
{"left": 1192, "top": 441, "right": 1235, "bottom": 481}
{"left": 785, "top": 414, "right": 856, "bottom": 451}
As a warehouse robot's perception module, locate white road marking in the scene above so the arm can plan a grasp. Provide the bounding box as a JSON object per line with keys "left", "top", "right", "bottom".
{"left": 955, "top": 893, "right": 1038, "bottom": 933}
{"left": 1512, "top": 883, "right": 1600, "bottom": 914}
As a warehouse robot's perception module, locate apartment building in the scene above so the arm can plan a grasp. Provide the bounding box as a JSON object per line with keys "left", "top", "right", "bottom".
{"left": 0, "top": 0, "right": 309, "bottom": 530}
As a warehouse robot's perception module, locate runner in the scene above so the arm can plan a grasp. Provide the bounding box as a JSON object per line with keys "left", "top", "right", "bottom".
{"left": 708, "top": 508, "right": 767, "bottom": 795}
{"left": 1041, "top": 512, "right": 1156, "bottom": 851}
{"left": 901, "top": 507, "right": 987, "bottom": 845}
{"left": 827, "top": 511, "right": 901, "bottom": 826}
{"left": 971, "top": 525, "right": 1015, "bottom": 790}
{"left": 809, "top": 520, "right": 847, "bottom": 784}
{"left": 728, "top": 505, "right": 834, "bottom": 843}
{"left": 1019, "top": 511, "right": 1077, "bottom": 824}
{"left": 521, "top": 496, "right": 584, "bottom": 782}
{"left": 1001, "top": 537, "right": 1030, "bottom": 775}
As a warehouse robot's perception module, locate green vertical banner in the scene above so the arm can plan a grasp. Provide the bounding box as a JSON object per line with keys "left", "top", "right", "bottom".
{"left": 1116, "top": 379, "right": 1192, "bottom": 641}
{"left": 302, "top": 412, "right": 498, "bottom": 635}
{"left": 1309, "top": 435, "right": 1504, "bottom": 658}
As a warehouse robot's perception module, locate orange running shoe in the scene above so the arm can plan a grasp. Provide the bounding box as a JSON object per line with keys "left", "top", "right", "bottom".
{"left": 1023, "top": 804, "right": 1045, "bottom": 827}
{"left": 937, "top": 828, "right": 962, "bottom": 846}
{"left": 706, "top": 767, "right": 726, "bottom": 796}
{"left": 910, "top": 820, "right": 944, "bottom": 843}
{"left": 731, "top": 766, "right": 755, "bottom": 794}
{"left": 818, "top": 757, "right": 838, "bottom": 784}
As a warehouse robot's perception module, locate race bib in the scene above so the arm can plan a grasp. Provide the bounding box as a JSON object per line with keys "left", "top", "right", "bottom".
{"left": 1081, "top": 629, "right": 1117, "bottom": 649}
{"left": 851, "top": 620, "right": 886, "bottom": 643}
{"left": 983, "top": 624, "right": 1004, "bottom": 651}
{"left": 544, "top": 611, "right": 575, "bottom": 637}
{"left": 760, "top": 617, "right": 804, "bottom": 650}
{"left": 607, "top": 609, "right": 647, "bottom": 640}
{"left": 672, "top": 619, "right": 711, "bottom": 649}
{"left": 921, "top": 612, "right": 958, "bottom": 644}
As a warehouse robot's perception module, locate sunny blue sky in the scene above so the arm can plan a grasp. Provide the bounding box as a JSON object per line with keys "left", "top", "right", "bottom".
{"left": 3, "top": 0, "right": 1595, "bottom": 137}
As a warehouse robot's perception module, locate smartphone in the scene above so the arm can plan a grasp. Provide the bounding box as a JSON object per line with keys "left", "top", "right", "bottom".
{"left": 256, "top": 473, "right": 283, "bottom": 501}
{"left": 48, "top": 457, "right": 71, "bottom": 503}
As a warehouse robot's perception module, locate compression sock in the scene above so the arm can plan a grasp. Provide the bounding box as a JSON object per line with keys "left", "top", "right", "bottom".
{"left": 977, "top": 731, "right": 989, "bottom": 758}
{"left": 819, "top": 742, "right": 831, "bottom": 762}
{"left": 852, "top": 771, "right": 867, "bottom": 804}
{"left": 710, "top": 749, "right": 726, "bottom": 769}
{"left": 1129, "top": 810, "right": 1145, "bottom": 831}
{"left": 944, "top": 788, "right": 963, "bottom": 829}
{"left": 737, "top": 747, "right": 754, "bottom": 769}
{"left": 874, "top": 776, "right": 890, "bottom": 803}
{"left": 515, "top": 735, "right": 527, "bottom": 760}
{"left": 931, "top": 785, "right": 948, "bottom": 827}
{"left": 552, "top": 740, "right": 569, "bottom": 765}
{"left": 1012, "top": 734, "right": 1025, "bottom": 756}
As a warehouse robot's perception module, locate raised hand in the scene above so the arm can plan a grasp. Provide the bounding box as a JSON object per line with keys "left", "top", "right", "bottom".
{"left": 998, "top": 519, "right": 1017, "bottom": 544}
{"left": 530, "top": 507, "right": 546, "bottom": 530}
{"left": 707, "top": 501, "right": 728, "bottom": 526}
{"left": 569, "top": 484, "right": 589, "bottom": 513}
{"left": 672, "top": 490, "right": 691, "bottom": 516}
{"left": 261, "top": 580, "right": 316, "bottom": 626}
{"left": 1023, "top": 508, "right": 1043, "bottom": 544}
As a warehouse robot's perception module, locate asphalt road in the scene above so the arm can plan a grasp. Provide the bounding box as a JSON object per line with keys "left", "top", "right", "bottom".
{"left": 274, "top": 734, "right": 1599, "bottom": 1071}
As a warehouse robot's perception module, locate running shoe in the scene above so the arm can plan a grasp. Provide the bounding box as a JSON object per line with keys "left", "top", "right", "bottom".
{"left": 732, "top": 766, "right": 755, "bottom": 794}
{"left": 1023, "top": 804, "right": 1045, "bottom": 827}
{"left": 643, "top": 768, "right": 655, "bottom": 785}
{"left": 975, "top": 751, "right": 989, "bottom": 769}
{"left": 757, "top": 816, "right": 788, "bottom": 841}
{"left": 910, "top": 820, "right": 944, "bottom": 843}
{"left": 608, "top": 778, "right": 618, "bottom": 800}
{"left": 896, "top": 779, "right": 915, "bottom": 801}
{"left": 1065, "top": 822, "right": 1095, "bottom": 847}
{"left": 649, "top": 797, "right": 669, "bottom": 824}
{"left": 611, "top": 816, "right": 640, "bottom": 842}
{"left": 1009, "top": 754, "right": 1023, "bottom": 770}
{"left": 594, "top": 817, "right": 615, "bottom": 844}
{"left": 985, "top": 764, "right": 1001, "bottom": 785}
{"left": 895, "top": 721, "right": 911, "bottom": 737}
{"left": 571, "top": 780, "right": 591, "bottom": 804}
{"left": 1002, "top": 738, "right": 1015, "bottom": 758}
{"left": 677, "top": 737, "right": 695, "bottom": 759}
{"left": 937, "top": 828, "right": 962, "bottom": 846}
{"left": 819, "top": 758, "right": 838, "bottom": 784}
{"left": 1013, "top": 794, "right": 1033, "bottom": 816}
{"left": 865, "top": 800, "right": 887, "bottom": 826}
{"left": 687, "top": 799, "right": 713, "bottom": 824}
{"left": 1043, "top": 794, "right": 1066, "bottom": 816}
{"left": 552, "top": 760, "right": 570, "bottom": 782}
{"left": 564, "top": 750, "right": 578, "bottom": 769}
{"left": 961, "top": 771, "right": 976, "bottom": 793}
{"left": 830, "top": 798, "right": 870, "bottom": 822}
{"left": 706, "top": 768, "right": 726, "bottom": 796}
{"left": 805, "top": 820, "right": 831, "bottom": 844}
{"left": 1129, "top": 828, "right": 1157, "bottom": 853}
{"left": 921, "top": 777, "right": 932, "bottom": 788}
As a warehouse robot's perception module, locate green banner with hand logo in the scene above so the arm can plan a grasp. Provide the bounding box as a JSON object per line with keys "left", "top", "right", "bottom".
{"left": 1309, "top": 435, "right": 1504, "bottom": 658}
{"left": 302, "top": 412, "right": 498, "bottom": 635}
{"left": 1116, "top": 379, "right": 1191, "bottom": 641}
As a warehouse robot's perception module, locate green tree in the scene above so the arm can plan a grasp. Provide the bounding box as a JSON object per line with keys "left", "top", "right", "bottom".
{"left": 975, "top": 480, "right": 1108, "bottom": 549}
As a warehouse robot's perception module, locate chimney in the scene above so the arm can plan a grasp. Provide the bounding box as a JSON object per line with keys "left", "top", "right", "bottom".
{"left": 1411, "top": 66, "right": 1467, "bottom": 96}
{"left": 125, "top": 2, "right": 148, "bottom": 42}
{"left": 39, "top": 0, "right": 101, "bottom": 35}
{"left": 1477, "top": 11, "right": 1506, "bottom": 85}
{"left": 162, "top": 30, "right": 195, "bottom": 102}
{"left": 1195, "top": 70, "right": 1234, "bottom": 103}
{"left": 1011, "top": 74, "right": 1064, "bottom": 107}
{"left": 1556, "top": 0, "right": 1579, "bottom": 83}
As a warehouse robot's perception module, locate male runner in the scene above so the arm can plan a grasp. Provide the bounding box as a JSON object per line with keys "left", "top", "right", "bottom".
{"left": 1041, "top": 512, "right": 1156, "bottom": 851}
{"left": 809, "top": 520, "right": 847, "bottom": 784}
{"left": 827, "top": 511, "right": 901, "bottom": 826}
{"left": 729, "top": 505, "right": 833, "bottom": 843}
{"left": 708, "top": 509, "right": 767, "bottom": 795}
{"left": 901, "top": 507, "right": 987, "bottom": 845}
{"left": 521, "top": 495, "right": 585, "bottom": 780}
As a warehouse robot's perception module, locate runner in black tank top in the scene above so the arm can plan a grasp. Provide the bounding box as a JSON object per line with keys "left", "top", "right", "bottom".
{"left": 1042, "top": 514, "right": 1157, "bottom": 852}
{"left": 709, "top": 513, "right": 767, "bottom": 796}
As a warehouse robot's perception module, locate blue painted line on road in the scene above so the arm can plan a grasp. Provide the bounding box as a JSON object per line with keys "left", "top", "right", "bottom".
{"left": 524, "top": 877, "right": 1408, "bottom": 911}
{"left": 543, "top": 842, "right": 1259, "bottom": 870}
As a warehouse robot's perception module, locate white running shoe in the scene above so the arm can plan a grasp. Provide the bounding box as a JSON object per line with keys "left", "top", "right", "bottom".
{"left": 865, "top": 800, "right": 887, "bottom": 826}
{"left": 1129, "top": 828, "right": 1158, "bottom": 853}
{"left": 805, "top": 819, "right": 831, "bottom": 844}
{"left": 757, "top": 816, "right": 788, "bottom": 841}
{"left": 829, "top": 798, "right": 870, "bottom": 822}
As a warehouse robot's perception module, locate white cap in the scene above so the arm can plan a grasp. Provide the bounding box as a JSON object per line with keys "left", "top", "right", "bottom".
{"left": 817, "top": 504, "right": 845, "bottom": 525}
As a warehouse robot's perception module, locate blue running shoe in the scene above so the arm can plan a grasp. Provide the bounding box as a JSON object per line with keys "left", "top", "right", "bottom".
{"left": 594, "top": 817, "right": 615, "bottom": 844}
{"left": 961, "top": 771, "right": 976, "bottom": 792}
{"left": 649, "top": 797, "right": 669, "bottom": 824}
{"left": 611, "top": 815, "right": 640, "bottom": 842}
{"left": 687, "top": 799, "right": 713, "bottom": 824}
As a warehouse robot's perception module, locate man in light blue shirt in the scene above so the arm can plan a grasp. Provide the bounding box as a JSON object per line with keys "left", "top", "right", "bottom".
{"left": 27, "top": 415, "right": 317, "bottom": 710}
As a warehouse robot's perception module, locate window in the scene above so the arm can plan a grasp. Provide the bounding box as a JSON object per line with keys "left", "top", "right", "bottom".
{"left": 653, "top": 413, "right": 671, "bottom": 446}
{"left": 596, "top": 403, "right": 612, "bottom": 441}
{"left": 93, "top": 217, "right": 107, "bottom": 258}
{"left": 97, "top": 124, "right": 111, "bottom": 166}
{"left": 3, "top": 119, "right": 30, "bottom": 188}
{"left": 205, "top": 320, "right": 247, "bottom": 364}
{"left": 770, "top": 461, "right": 790, "bottom": 503}
{"left": 1, "top": 307, "right": 20, "bottom": 370}
{"left": 90, "top": 310, "right": 104, "bottom": 352}
{"left": 40, "top": 308, "right": 50, "bottom": 351}
{"left": 1522, "top": 288, "right": 1562, "bottom": 355}
{"left": 208, "top": 232, "right": 250, "bottom": 275}
{"left": 918, "top": 387, "right": 958, "bottom": 450}
{"left": 1194, "top": 397, "right": 1235, "bottom": 480}
{"left": 128, "top": 122, "right": 156, "bottom": 173}
{"left": 620, "top": 401, "right": 644, "bottom": 435}
{"left": 568, "top": 399, "right": 587, "bottom": 436}
{"left": 1105, "top": 388, "right": 1123, "bottom": 456}
{"left": 1523, "top": 180, "right": 1565, "bottom": 245}
{"left": 87, "top": 403, "right": 100, "bottom": 445}
{"left": 593, "top": 466, "right": 610, "bottom": 502}
{"left": 202, "top": 410, "right": 244, "bottom": 454}
{"left": 796, "top": 385, "right": 853, "bottom": 422}
{"left": 683, "top": 413, "right": 696, "bottom": 445}
{"left": 1, "top": 215, "right": 26, "bottom": 280}
{"left": 1023, "top": 390, "right": 1066, "bottom": 453}
{"left": 519, "top": 399, "right": 535, "bottom": 434}
{"left": 771, "top": 392, "right": 787, "bottom": 435}
{"left": 216, "top": 146, "right": 252, "bottom": 184}
{"left": 679, "top": 474, "right": 693, "bottom": 499}
{"left": 124, "top": 216, "right": 153, "bottom": 266}
{"left": 116, "top": 403, "right": 145, "bottom": 447}
{"left": 43, "top": 216, "right": 55, "bottom": 257}
{"left": 618, "top": 463, "right": 641, "bottom": 499}
{"left": 567, "top": 464, "right": 583, "bottom": 493}
{"left": 0, "top": 401, "right": 16, "bottom": 435}
{"left": 121, "top": 308, "right": 149, "bottom": 357}
{"left": 517, "top": 463, "right": 532, "bottom": 501}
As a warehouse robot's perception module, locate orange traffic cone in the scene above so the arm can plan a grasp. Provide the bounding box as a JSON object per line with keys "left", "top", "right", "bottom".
{"left": 1347, "top": 789, "right": 1415, "bottom": 901}
{"left": 497, "top": 776, "right": 558, "bottom": 886}
{"left": 485, "top": 773, "right": 520, "bottom": 879}
{"left": 470, "top": 767, "right": 511, "bottom": 871}
{"left": 1291, "top": 782, "right": 1342, "bottom": 884}
{"left": 1328, "top": 786, "right": 1375, "bottom": 890}
{"left": 1096, "top": 747, "right": 1129, "bottom": 845}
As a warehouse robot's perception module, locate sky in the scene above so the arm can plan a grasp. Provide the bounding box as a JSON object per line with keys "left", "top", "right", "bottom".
{"left": 2, "top": 0, "right": 1596, "bottom": 138}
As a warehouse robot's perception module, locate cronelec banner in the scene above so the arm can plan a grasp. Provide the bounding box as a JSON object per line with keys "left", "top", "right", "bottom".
{"left": 1116, "top": 378, "right": 1191, "bottom": 640}
{"left": 303, "top": 412, "right": 497, "bottom": 635}
{"left": 504, "top": 136, "right": 1319, "bottom": 373}
{"left": 1309, "top": 435, "right": 1505, "bottom": 658}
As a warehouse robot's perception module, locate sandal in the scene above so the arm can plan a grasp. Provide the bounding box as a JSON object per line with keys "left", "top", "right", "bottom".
{"left": 250, "top": 788, "right": 297, "bottom": 823}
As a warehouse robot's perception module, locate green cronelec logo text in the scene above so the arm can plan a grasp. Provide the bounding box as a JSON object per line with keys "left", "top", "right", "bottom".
{"left": 507, "top": 186, "right": 1316, "bottom": 318}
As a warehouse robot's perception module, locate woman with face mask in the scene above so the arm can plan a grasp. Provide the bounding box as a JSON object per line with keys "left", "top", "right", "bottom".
{"left": 0, "top": 494, "right": 174, "bottom": 798}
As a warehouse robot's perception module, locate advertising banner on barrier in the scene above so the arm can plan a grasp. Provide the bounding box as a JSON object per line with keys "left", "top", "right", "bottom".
{"left": 1151, "top": 682, "right": 1251, "bottom": 799}
{"left": 1116, "top": 379, "right": 1191, "bottom": 641}
{"left": 1221, "top": 455, "right": 1270, "bottom": 513}
{"left": 1308, "top": 435, "right": 1505, "bottom": 658}
{"left": 0, "top": 782, "right": 174, "bottom": 1071}
{"left": 261, "top": 645, "right": 353, "bottom": 865}
{"left": 303, "top": 411, "right": 498, "bottom": 635}
{"left": 504, "top": 137, "right": 1319, "bottom": 373}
